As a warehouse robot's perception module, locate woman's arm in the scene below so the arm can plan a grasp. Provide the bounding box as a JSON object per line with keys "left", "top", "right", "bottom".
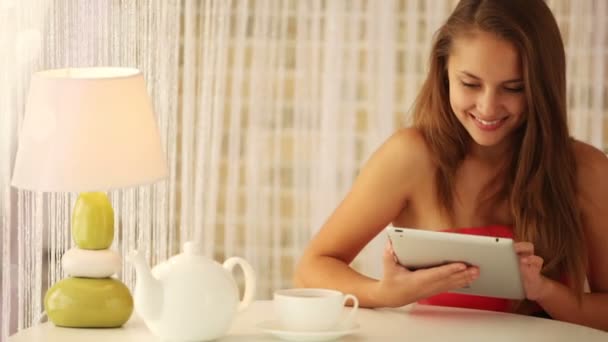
{"left": 531, "top": 143, "right": 608, "bottom": 331}
{"left": 534, "top": 279, "right": 608, "bottom": 331}
{"left": 294, "top": 129, "right": 478, "bottom": 308}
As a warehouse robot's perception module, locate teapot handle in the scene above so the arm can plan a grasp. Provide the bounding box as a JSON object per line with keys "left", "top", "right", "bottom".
{"left": 223, "top": 257, "right": 256, "bottom": 312}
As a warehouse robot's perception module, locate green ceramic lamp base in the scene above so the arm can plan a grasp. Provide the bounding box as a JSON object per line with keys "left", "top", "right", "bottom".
{"left": 71, "top": 192, "right": 115, "bottom": 250}
{"left": 45, "top": 278, "right": 133, "bottom": 328}
{"left": 45, "top": 192, "right": 133, "bottom": 328}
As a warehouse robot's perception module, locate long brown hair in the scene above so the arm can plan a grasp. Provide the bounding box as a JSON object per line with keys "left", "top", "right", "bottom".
{"left": 412, "top": 0, "right": 587, "bottom": 299}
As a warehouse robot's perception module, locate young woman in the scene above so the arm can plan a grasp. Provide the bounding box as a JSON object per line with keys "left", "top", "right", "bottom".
{"left": 294, "top": 0, "right": 608, "bottom": 331}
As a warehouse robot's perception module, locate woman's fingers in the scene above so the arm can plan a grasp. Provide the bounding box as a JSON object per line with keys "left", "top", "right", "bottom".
{"left": 413, "top": 263, "right": 479, "bottom": 296}
{"left": 513, "top": 241, "right": 534, "bottom": 256}
{"left": 418, "top": 262, "right": 465, "bottom": 280}
{"left": 382, "top": 242, "right": 396, "bottom": 272}
{"left": 446, "top": 266, "right": 479, "bottom": 289}
{"left": 520, "top": 255, "right": 544, "bottom": 270}
{"left": 383, "top": 241, "right": 409, "bottom": 276}
{"left": 382, "top": 240, "right": 484, "bottom": 299}
{"left": 518, "top": 254, "right": 545, "bottom": 300}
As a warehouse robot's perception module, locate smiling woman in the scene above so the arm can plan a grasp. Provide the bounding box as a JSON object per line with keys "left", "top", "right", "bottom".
{"left": 295, "top": 0, "right": 608, "bottom": 332}
{"left": 447, "top": 30, "right": 527, "bottom": 148}
{"left": 409, "top": 1, "right": 590, "bottom": 306}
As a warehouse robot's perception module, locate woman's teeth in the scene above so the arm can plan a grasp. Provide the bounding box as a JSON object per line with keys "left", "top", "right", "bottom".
{"left": 471, "top": 114, "right": 504, "bottom": 127}
{"left": 476, "top": 117, "right": 501, "bottom": 126}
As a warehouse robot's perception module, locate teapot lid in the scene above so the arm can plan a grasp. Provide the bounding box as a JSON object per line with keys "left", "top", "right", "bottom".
{"left": 183, "top": 241, "right": 203, "bottom": 255}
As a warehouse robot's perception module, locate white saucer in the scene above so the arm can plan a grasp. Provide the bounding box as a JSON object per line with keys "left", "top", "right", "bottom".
{"left": 256, "top": 320, "right": 360, "bottom": 341}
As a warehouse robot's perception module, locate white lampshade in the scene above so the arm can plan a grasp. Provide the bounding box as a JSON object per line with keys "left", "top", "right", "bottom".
{"left": 11, "top": 67, "right": 168, "bottom": 192}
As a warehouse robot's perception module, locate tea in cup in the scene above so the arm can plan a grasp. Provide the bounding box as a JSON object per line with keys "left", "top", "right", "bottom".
{"left": 273, "top": 288, "right": 359, "bottom": 332}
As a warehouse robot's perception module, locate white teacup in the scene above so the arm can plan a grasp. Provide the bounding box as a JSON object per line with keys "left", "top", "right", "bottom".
{"left": 273, "top": 288, "right": 359, "bottom": 332}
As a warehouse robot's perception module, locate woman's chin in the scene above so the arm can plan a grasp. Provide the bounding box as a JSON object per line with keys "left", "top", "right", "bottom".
{"left": 467, "top": 131, "right": 508, "bottom": 148}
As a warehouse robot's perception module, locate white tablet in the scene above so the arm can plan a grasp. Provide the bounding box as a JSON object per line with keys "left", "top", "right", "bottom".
{"left": 386, "top": 227, "right": 525, "bottom": 299}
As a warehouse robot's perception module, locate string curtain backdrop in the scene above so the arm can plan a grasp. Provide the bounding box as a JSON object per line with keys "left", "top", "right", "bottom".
{"left": 1, "top": 0, "right": 606, "bottom": 339}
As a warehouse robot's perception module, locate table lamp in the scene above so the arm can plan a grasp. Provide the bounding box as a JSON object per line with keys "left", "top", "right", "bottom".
{"left": 11, "top": 67, "right": 168, "bottom": 328}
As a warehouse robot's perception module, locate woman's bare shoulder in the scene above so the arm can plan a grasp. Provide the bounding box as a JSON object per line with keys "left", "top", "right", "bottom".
{"left": 571, "top": 140, "right": 608, "bottom": 220}
{"left": 380, "top": 127, "right": 435, "bottom": 172}
{"left": 358, "top": 127, "right": 435, "bottom": 201}
{"left": 572, "top": 140, "right": 608, "bottom": 185}
{"left": 571, "top": 141, "right": 608, "bottom": 294}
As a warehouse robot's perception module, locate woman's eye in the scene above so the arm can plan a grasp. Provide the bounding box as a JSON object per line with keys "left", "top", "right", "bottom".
{"left": 461, "top": 82, "right": 479, "bottom": 88}
{"left": 504, "top": 86, "right": 524, "bottom": 93}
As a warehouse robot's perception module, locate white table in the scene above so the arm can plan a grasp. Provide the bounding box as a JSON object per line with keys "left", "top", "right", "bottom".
{"left": 9, "top": 300, "right": 608, "bottom": 341}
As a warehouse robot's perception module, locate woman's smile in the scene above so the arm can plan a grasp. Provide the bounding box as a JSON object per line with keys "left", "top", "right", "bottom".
{"left": 468, "top": 112, "right": 509, "bottom": 131}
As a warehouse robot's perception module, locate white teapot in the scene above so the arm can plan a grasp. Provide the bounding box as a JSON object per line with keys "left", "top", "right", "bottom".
{"left": 129, "top": 241, "right": 256, "bottom": 341}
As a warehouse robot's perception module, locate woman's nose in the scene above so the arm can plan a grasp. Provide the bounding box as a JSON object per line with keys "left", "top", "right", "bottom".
{"left": 477, "top": 90, "right": 500, "bottom": 118}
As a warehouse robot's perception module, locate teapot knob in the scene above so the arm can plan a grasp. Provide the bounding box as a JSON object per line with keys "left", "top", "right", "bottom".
{"left": 183, "top": 241, "right": 203, "bottom": 255}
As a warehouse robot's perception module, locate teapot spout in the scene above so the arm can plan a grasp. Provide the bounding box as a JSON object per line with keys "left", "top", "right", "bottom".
{"left": 128, "top": 250, "right": 162, "bottom": 321}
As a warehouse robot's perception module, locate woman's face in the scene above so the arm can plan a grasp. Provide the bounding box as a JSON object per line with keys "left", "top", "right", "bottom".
{"left": 447, "top": 30, "right": 527, "bottom": 149}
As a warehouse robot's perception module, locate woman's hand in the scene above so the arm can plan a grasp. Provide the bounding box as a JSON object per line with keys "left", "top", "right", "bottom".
{"left": 374, "top": 241, "right": 479, "bottom": 307}
{"left": 514, "top": 241, "right": 551, "bottom": 301}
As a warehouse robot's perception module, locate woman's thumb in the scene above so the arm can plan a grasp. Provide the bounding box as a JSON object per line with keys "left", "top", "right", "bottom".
{"left": 383, "top": 241, "right": 399, "bottom": 274}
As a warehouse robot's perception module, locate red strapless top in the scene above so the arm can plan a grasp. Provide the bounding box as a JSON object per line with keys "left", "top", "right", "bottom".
{"left": 417, "top": 225, "right": 514, "bottom": 312}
